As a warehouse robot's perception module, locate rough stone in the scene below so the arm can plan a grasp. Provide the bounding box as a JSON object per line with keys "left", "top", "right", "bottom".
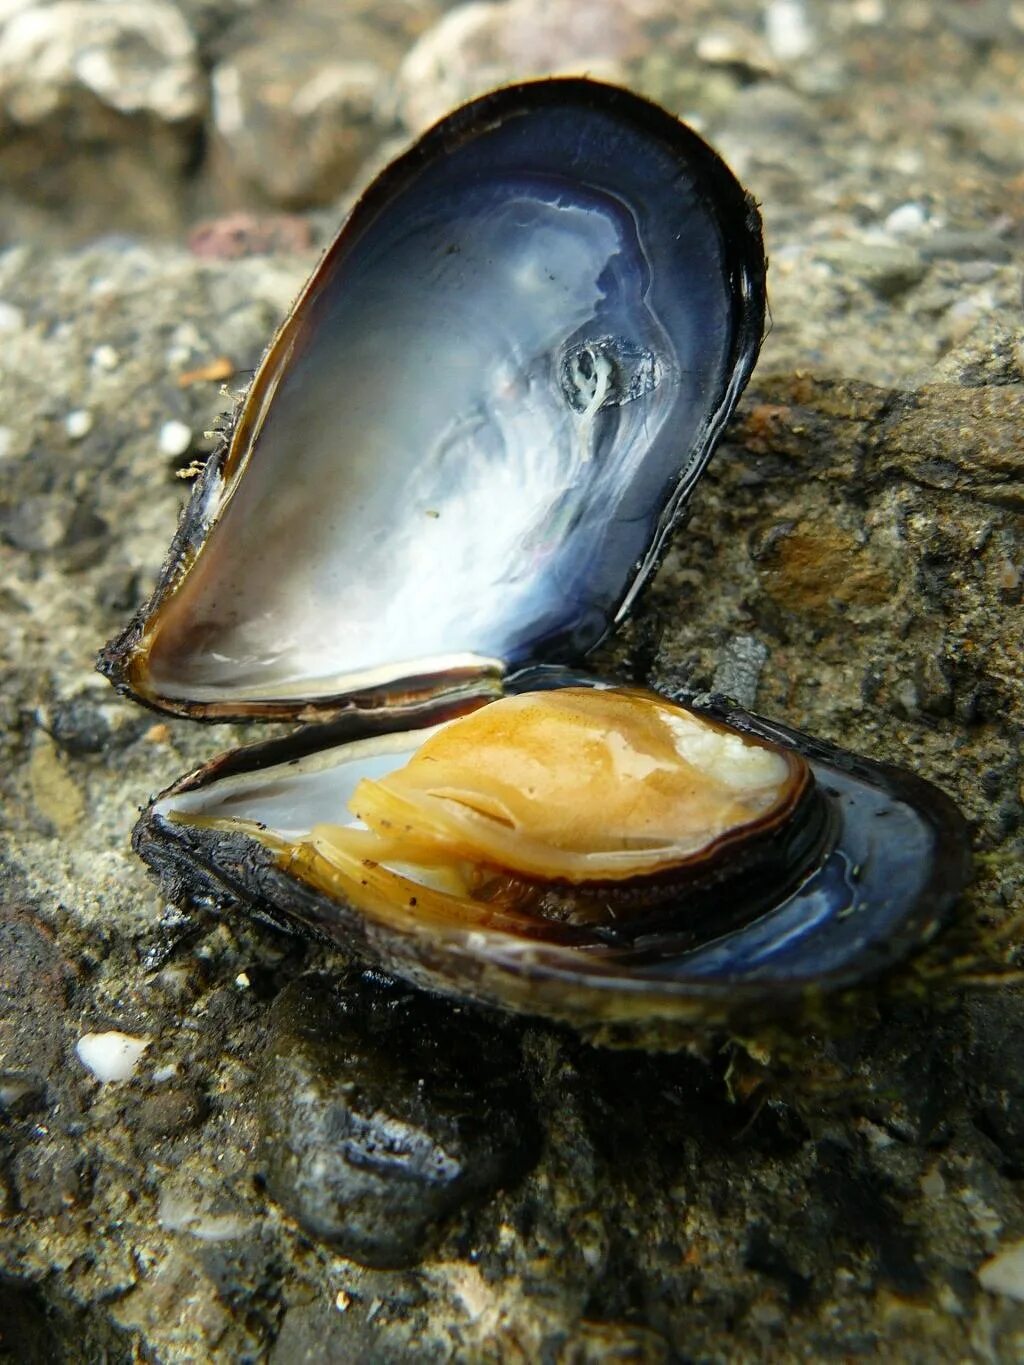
{"left": 187, "top": 212, "right": 315, "bottom": 260}
{"left": 711, "top": 634, "right": 769, "bottom": 708}
{"left": 42, "top": 689, "right": 149, "bottom": 757}
{"left": 0, "top": 2, "right": 1023, "bottom": 1360}
{"left": 11, "top": 1135, "right": 84, "bottom": 1216}
{"left": 259, "top": 972, "right": 539, "bottom": 1267}
{"left": 965, "top": 991, "right": 1024, "bottom": 1171}
{"left": 980, "top": 1241, "right": 1024, "bottom": 1303}
{"left": 133, "top": 1082, "right": 208, "bottom": 1137}
{"left": 814, "top": 239, "right": 929, "bottom": 300}
{"left": 0, "top": 904, "right": 76, "bottom": 1078}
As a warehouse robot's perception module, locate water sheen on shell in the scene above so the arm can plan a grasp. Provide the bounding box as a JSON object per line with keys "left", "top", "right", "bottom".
{"left": 99, "top": 79, "right": 972, "bottom": 1046}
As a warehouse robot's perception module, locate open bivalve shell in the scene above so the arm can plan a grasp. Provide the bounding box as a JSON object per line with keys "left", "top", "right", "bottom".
{"left": 100, "top": 79, "right": 970, "bottom": 1047}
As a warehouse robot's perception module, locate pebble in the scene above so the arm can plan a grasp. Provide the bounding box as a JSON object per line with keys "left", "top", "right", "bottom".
{"left": 851, "top": 0, "right": 884, "bottom": 22}
{"left": 0, "top": 908, "right": 75, "bottom": 1084}
{"left": 46, "top": 694, "right": 146, "bottom": 756}
{"left": 815, "top": 239, "right": 927, "bottom": 300}
{"left": 965, "top": 995, "right": 1024, "bottom": 1169}
{"left": 920, "top": 1166, "right": 946, "bottom": 1200}
{"left": 695, "top": 25, "right": 775, "bottom": 74}
{"left": 884, "top": 202, "right": 928, "bottom": 236}
{"left": 11, "top": 1138, "right": 81, "bottom": 1216}
{"left": 64, "top": 408, "right": 92, "bottom": 440}
{"left": 211, "top": 62, "right": 243, "bottom": 137}
{"left": 75, "top": 1031, "right": 150, "bottom": 1083}
{"left": 28, "top": 735, "right": 84, "bottom": 831}
{"left": 978, "top": 1242, "right": 1024, "bottom": 1301}
{"left": 158, "top": 419, "right": 193, "bottom": 458}
{"left": 716, "top": 83, "right": 819, "bottom": 165}
{"left": 919, "top": 229, "right": 1013, "bottom": 263}
{"left": 208, "top": 4, "right": 402, "bottom": 208}
{"left": 0, "top": 0, "right": 203, "bottom": 124}
{"left": 187, "top": 214, "right": 313, "bottom": 262}
{"left": 396, "top": 0, "right": 641, "bottom": 133}
{"left": 0, "top": 426, "right": 12, "bottom": 460}
{"left": 157, "top": 1190, "right": 254, "bottom": 1241}
{"left": 0, "top": 301, "right": 24, "bottom": 332}
{"left": 135, "top": 1085, "right": 207, "bottom": 1137}
{"left": 0, "top": 1071, "right": 46, "bottom": 1115}
{"left": 92, "top": 344, "right": 119, "bottom": 371}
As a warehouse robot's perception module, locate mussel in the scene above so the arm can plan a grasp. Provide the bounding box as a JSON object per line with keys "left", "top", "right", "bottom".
{"left": 99, "top": 79, "right": 970, "bottom": 1047}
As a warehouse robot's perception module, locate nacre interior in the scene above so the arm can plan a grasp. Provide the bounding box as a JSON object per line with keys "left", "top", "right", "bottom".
{"left": 138, "top": 93, "right": 759, "bottom": 708}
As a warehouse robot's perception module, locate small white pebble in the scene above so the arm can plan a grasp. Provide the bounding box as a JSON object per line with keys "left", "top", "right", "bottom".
{"left": 159, "top": 419, "right": 193, "bottom": 458}
{"left": 234, "top": 971, "right": 251, "bottom": 989}
{"left": 0, "top": 301, "right": 24, "bottom": 332}
{"left": 334, "top": 1290, "right": 352, "bottom": 1312}
{"left": 695, "top": 32, "right": 736, "bottom": 63}
{"left": 76, "top": 1031, "right": 150, "bottom": 1083}
{"left": 884, "top": 202, "right": 928, "bottom": 236}
{"left": 937, "top": 1282, "right": 962, "bottom": 1315}
{"left": 765, "top": 0, "right": 814, "bottom": 59}
{"left": 65, "top": 409, "right": 93, "bottom": 440}
{"left": 92, "top": 344, "right": 120, "bottom": 371}
{"left": 0, "top": 427, "right": 12, "bottom": 461}
{"left": 151, "top": 1063, "right": 180, "bottom": 1083}
{"left": 212, "top": 63, "right": 244, "bottom": 137}
{"left": 979, "top": 1242, "right": 1024, "bottom": 1301}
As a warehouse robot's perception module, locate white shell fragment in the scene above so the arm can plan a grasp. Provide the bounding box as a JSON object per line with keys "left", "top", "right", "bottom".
{"left": 158, "top": 419, "right": 193, "bottom": 457}
{"left": 75, "top": 1030, "right": 151, "bottom": 1082}
{"left": 64, "top": 408, "right": 92, "bottom": 440}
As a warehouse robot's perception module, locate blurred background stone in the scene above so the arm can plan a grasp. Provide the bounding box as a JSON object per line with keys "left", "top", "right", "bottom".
{"left": 394, "top": 0, "right": 651, "bottom": 132}
{"left": 205, "top": 0, "right": 437, "bottom": 209}
{"left": 0, "top": 0, "right": 205, "bottom": 241}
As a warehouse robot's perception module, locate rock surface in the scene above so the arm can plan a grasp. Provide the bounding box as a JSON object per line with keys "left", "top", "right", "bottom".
{"left": 0, "top": 1, "right": 1023, "bottom": 1361}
